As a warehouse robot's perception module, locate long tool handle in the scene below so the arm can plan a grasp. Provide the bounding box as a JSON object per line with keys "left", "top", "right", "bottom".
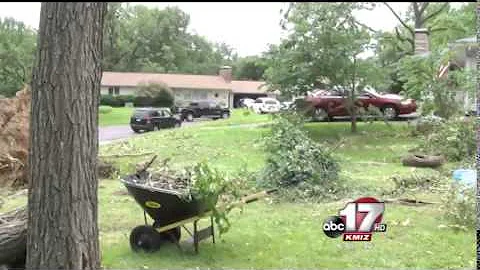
{"left": 223, "top": 188, "right": 277, "bottom": 212}
{"left": 242, "top": 188, "right": 277, "bottom": 204}
{"left": 135, "top": 155, "right": 158, "bottom": 177}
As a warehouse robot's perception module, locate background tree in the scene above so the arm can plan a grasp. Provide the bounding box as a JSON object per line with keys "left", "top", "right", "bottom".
{"left": 0, "top": 17, "right": 36, "bottom": 97}
{"left": 27, "top": 2, "right": 106, "bottom": 269}
{"left": 101, "top": 4, "right": 236, "bottom": 74}
{"left": 232, "top": 55, "right": 268, "bottom": 81}
{"left": 374, "top": 2, "right": 474, "bottom": 93}
{"left": 264, "top": 2, "right": 374, "bottom": 132}
{"left": 426, "top": 2, "right": 476, "bottom": 51}
{"left": 383, "top": 2, "right": 450, "bottom": 55}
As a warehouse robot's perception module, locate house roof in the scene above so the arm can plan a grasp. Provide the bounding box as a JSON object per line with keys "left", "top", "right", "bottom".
{"left": 102, "top": 72, "right": 232, "bottom": 90}
{"left": 101, "top": 71, "right": 274, "bottom": 94}
{"left": 231, "top": 80, "right": 269, "bottom": 94}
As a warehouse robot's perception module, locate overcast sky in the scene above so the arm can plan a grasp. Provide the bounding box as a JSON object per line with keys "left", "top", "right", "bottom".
{"left": 0, "top": 2, "right": 466, "bottom": 57}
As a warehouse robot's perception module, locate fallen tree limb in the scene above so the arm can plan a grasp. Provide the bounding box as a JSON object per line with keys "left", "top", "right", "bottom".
{"left": 99, "top": 152, "right": 154, "bottom": 158}
{"left": 0, "top": 206, "right": 27, "bottom": 268}
{"left": 383, "top": 198, "right": 439, "bottom": 206}
{"left": 402, "top": 154, "right": 445, "bottom": 168}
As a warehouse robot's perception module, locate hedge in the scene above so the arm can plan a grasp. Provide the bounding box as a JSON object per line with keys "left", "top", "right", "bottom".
{"left": 100, "top": 95, "right": 135, "bottom": 107}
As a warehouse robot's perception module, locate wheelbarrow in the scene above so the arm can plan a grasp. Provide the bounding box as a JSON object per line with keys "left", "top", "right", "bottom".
{"left": 121, "top": 172, "right": 276, "bottom": 254}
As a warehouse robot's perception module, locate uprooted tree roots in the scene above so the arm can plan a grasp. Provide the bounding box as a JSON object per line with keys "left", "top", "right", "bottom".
{"left": 0, "top": 86, "right": 119, "bottom": 188}
{"left": 0, "top": 87, "right": 31, "bottom": 188}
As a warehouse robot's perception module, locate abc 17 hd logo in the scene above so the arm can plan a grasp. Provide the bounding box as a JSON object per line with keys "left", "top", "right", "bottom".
{"left": 323, "top": 197, "right": 387, "bottom": 241}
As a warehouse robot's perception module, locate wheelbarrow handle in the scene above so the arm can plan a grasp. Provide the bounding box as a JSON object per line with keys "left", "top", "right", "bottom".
{"left": 242, "top": 188, "right": 277, "bottom": 204}
{"left": 222, "top": 188, "right": 278, "bottom": 212}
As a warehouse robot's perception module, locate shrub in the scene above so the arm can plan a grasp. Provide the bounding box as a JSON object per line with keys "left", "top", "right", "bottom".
{"left": 440, "top": 182, "right": 476, "bottom": 230}
{"left": 99, "top": 105, "right": 113, "bottom": 114}
{"left": 137, "top": 82, "right": 174, "bottom": 108}
{"left": 415, "top": 117, "right": 475, "bottom": 162}
{"left": 133, "top": 96, "right": 154, "bottom": 107}
{"left": 100, "top": 95, "right": 135, "bottom": 107}
{"left": 411, "top": 115, "right": 445, "bottom": 136}
{"left": 257, "top": 111, "right": 341, "bottom": 201}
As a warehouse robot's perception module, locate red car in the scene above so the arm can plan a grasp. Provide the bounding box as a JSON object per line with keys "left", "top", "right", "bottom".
{"left": 304, "top": 89, "right": 417, "bottom": 121}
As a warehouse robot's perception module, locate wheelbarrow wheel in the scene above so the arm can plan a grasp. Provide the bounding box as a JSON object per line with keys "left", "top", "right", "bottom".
{"left": 160, "top": 227, "right": 181, "bottom": 243}
{"left": 129, "top": 225, "right": 162, "bottom": 253}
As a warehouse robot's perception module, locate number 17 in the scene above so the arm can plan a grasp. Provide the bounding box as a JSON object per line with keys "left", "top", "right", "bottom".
{"left": 339, "top": 202, "right": 384, "bottom": 232}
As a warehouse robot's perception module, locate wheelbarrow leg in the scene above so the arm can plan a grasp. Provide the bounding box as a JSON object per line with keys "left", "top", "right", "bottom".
{"left": 211, "top": 216, "right": 215, "bottom": 244}
{"left": 166, "top": 229, "right": 183, "bottom": 252}
{"left": 193, "top": 220, "right": 199, "bottom": 254}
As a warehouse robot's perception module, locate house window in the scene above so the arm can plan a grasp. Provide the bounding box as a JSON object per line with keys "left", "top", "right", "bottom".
{"left": 114, "top": 86, "right": 120, "bottom": 95}
{"left": 108, "top": 87, "right": 114, "bottom": 95}
{"left": 183, "top": 90, "right": 192, "bottom": 100}
{"left": 191, "top": 90, "right": 208, "bottom": 100}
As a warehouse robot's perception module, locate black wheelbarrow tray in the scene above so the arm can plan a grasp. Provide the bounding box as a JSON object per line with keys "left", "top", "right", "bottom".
{"left": 121, "top": 173, "right": 276, "bottom": 254}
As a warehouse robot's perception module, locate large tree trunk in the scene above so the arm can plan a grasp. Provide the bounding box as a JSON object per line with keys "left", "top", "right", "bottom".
{"left": 27, "top": 3, "right": 106, "bottom": 270}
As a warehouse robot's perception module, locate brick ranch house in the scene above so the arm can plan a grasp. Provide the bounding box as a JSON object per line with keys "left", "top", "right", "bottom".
{"left": 100, "top": 66, "right": 278, "bottom": 108}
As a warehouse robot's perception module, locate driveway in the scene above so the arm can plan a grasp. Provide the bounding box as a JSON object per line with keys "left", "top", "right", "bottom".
{"left": 98, "top": 120, "right": 203, "bottom": 144}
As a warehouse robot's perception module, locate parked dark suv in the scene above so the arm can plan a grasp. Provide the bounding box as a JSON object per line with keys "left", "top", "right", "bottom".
{"left": 130, "top": 108, "right": 182, "bottom": 133}
{"left": 175, "top": 101, "right": 230, "bottom": 122}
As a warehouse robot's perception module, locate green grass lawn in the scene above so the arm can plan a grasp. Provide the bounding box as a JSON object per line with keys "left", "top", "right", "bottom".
{"left": 197, "top": 108, "right": 272, "bottom": 127}
{"left": 99, "top": 107, "right": 134, "bottom": 127}
{"left": 96, "top": 120, "right": 475, "bottom": 268}
{"left": 99, "top": 107, "right": 270, "bottom": 127}
{"left": 1, "top": 119, "right": 475, "bottom": 268}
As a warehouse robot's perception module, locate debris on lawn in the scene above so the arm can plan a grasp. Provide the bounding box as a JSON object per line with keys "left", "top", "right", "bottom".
{"left": 384, "top": 170, "right": 446, "bottom": 196}
{"left": 112, "top": 190, "right": 129, "bottom": 196}
{"left": 0, "top": 86, "right": 31, "bottom": 188}
{"left": 383, "top": 198, "right": 439, "bottom": 206}
{"left": 97, "top": 158, "right": 118, "bottom": 179}
{"left": 99, "top": 151, "right": 154, "bottom": 159}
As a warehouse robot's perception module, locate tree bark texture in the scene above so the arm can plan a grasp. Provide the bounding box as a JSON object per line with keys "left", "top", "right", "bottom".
{"left": 26, "top": 3, "right": 106, "bottom": 270}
